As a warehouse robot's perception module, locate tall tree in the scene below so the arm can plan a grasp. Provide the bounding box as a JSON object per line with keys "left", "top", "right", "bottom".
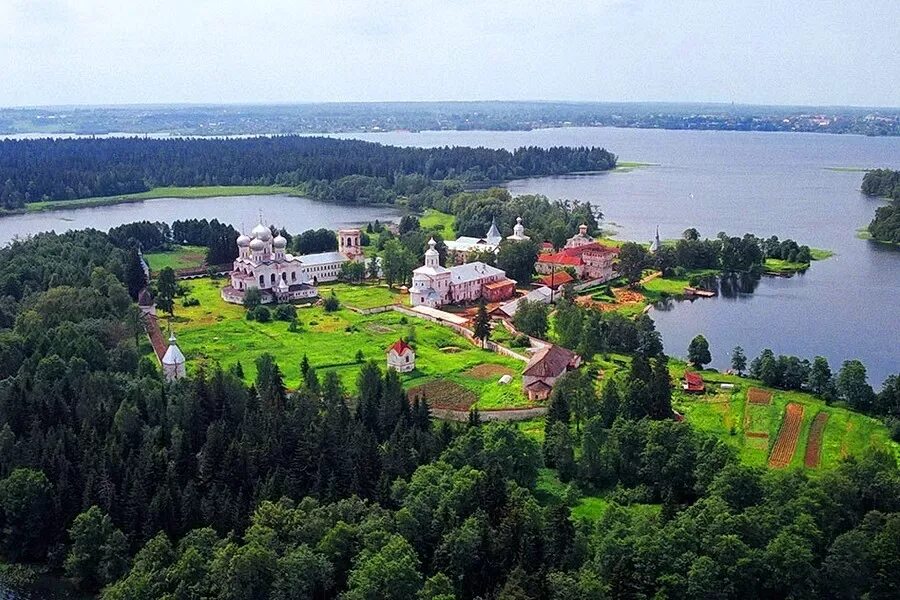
{"left": 731, "top": 346, "right": 747, "bottom": 375}
{"left": 688, "top": 335, "right": 712, "bottom": 369}
{"left": 496, "top": 239, "right": 539, "bottom": 284}
{"left": 617, "top": 242, "right": 648, "bottom": 284}
{"left": 156, "top": 267, "right": 177, "bottom": 316}
{"left": 124, "top": 247, "right": 147, "bottom": 300}
{"left": 472, "top": 299, "right": 491, "bottom": 348}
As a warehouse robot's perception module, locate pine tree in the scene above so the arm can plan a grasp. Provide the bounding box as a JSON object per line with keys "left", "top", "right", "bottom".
{"left": 156, "top": 267, "right": 177, "bottom": 315}
{"left": 473, "top": 298, "right": 491, "bottom": 348}
{"left": 124, "top": 247, "right": 146, "bottom": 300}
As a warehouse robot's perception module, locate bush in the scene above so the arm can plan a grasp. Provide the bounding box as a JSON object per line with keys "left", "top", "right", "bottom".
{"left": 253, "top": 306, "right": 271, "bottom": 322}
{"left": 323, "top": 292, "right": 340, "bottom": 312}
{"left": 181, "top": 296, "right": 200, "bottom": 307}
{"left": 888, "top": 418, "right": 900, "bottom": 443}
{"left": 510, "top": 333, "right": 531, "bottom": 348}
{"left": 273, "top": 303, "right": 296, "bottom": 321}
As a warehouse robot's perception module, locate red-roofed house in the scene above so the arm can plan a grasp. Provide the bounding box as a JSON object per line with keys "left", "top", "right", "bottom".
{"left": 535, "top": 242, "right": 619, "bottom": 282}
{"left": 387, "top": 339, "right": 416, "bottom": 373}
{"left": 537, "top": 270, "right": 574, "bottom": 290}
{"left": 522, "top": 344, "right": 582, "bottom": 401}
{"left": 683, "top": 372, "right": 705, "bottom": 393}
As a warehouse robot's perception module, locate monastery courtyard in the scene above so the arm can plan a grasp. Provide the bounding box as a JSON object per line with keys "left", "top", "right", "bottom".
{"left": 162, "top": 277, "right": 533, "bottom": 410}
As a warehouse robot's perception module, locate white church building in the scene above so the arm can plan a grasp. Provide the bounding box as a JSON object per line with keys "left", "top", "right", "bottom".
{"left": 221, "top": 221, "right": 364, "bottom": 305}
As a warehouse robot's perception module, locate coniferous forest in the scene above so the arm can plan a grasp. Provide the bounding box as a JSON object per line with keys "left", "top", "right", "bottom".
{"left": 0, "top": 136, "right": 617, "bottom": 208}
{"left": 0, "top": 227, "right": 898, "bottom": 600}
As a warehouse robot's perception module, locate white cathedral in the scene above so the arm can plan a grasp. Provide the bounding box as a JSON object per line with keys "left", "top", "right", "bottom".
{"left": 221, "top": 221, "right": 364, "bottom": 305}
{"left": 444, "top": 216, "right": 530, "bottom": 264}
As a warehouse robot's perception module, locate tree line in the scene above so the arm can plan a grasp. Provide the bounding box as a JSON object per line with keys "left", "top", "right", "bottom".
{"left": 616, "top": 228, "right": 814, "bottom": 283}
{"left": 108, "top": 219, "right": 239, "bottom": 266}
{"left": 0, "top": 136, "right": 616, "bottom": 208}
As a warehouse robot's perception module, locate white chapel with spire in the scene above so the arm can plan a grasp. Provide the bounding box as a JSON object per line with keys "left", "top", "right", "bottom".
{"left": 162, "top": 330, "right": 186, "bottom": 381}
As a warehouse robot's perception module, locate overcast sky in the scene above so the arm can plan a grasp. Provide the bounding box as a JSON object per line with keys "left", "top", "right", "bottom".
{"left": 1, "top": 0, "right": 897, "bottom": 108}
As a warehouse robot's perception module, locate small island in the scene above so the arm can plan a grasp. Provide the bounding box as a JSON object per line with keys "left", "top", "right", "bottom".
{"left": 861, "top": 169, "right": 900, "bottom": 245}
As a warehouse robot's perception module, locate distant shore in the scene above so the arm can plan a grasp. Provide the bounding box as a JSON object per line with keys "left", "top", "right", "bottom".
{"left": 0, "top": 185, "right": 302, "bottom": 217}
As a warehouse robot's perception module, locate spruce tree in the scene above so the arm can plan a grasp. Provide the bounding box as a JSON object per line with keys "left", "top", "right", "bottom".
{"left": 473, "top": 298, "right": 491, "bottom": 348}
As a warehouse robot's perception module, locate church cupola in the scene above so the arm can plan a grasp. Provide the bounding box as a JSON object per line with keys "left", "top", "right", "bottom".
{"left": 424, "top": 237, "right": 440, "bottom": 268}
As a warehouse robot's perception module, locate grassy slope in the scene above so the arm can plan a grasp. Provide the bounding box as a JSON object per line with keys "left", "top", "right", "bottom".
{"left": 668, "top": 360, "right": 898, "bottom": 469}
{"left": 144, "top": 245, "right": 208, "bottom": 272}
{"left": 165, "top": 278, "right": 528, "bottom": 405}
{"left": 17, "top": 185, "right": 298, "bottom": 214}
{"left": 419, "top": 209, "right": 457, "bottom": 239}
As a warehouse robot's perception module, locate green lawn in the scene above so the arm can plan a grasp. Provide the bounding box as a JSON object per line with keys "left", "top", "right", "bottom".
{"left": 641, "top": 269, "right": 720, "bottom": 301}
{"left": 21, "top": 185, "right": 299, "bottom": 213}
{"left": 144, "top": 245, "right": 208, "bottom": 272}
{"left": 164, "top": 278, "right": 528, "bottom": 404}
{"left": 316, "top": 282, "right": 404, "bottom": 309}
{"left": 669, "top": 361, "right": 898, "bottom": 469}
{"left": 419, "top": 209, "right": 457, "bottom": 238}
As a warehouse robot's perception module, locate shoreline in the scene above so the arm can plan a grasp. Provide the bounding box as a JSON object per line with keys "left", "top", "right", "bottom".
{"left": 0, "top": 185, "right": 303, "bottom": 218}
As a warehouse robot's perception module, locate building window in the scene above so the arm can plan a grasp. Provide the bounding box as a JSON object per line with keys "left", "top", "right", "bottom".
{"left": 271, "top": 273, "right": 276, "bottom": 284}
{"left": 291, "top": 272, "right": 296, "bottom": 282}
{"left": 259, "top": 275, "right": 264, "bottom": 287}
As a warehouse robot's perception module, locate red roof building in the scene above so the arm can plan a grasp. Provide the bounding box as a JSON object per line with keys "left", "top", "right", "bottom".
{"left": 387, "top": 339, "right": 416, "bottom": 372}
{"left": 535, "top": 242, "right": 619, "bottom": 282}
{"left": 683, "top": 372, "right": 705, "bottom": 393}
{"left": 537, "top": 270, "right": 574, "bottom": 290}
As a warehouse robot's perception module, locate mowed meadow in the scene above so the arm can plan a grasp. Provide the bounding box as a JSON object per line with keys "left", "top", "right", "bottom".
{"left": 160, "top": 278, "right": 530, "bottom": 409}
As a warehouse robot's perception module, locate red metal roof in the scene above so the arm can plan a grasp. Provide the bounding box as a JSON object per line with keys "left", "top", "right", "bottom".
{"left": 388, "top": 339, "right": 412, "bottom": 355}
{"left": 538, "top": 253, "right": 583, "bottom": 266}
{"left": 684, "top": 372, "right": 704, "bottom": 387}
{"left": 538, "top": 271, "right": 574, "bottom": 288}
{"left": 484, "top": 278, "right": 516, "bottom": 290}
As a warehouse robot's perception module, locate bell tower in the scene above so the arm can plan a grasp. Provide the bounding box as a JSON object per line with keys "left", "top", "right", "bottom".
{"left": 338, "top": 228, "right": 363, "bottom": 261}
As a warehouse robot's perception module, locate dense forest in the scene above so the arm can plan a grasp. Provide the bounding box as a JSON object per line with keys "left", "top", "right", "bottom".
{"left": 0, "top": 136, "right": 616, "bottom": 209}
{"left": 861, "top": 170, "right": 900, "bottom": 244}
{"left": 0, "top": 227, "right": 898, "bottom": 599}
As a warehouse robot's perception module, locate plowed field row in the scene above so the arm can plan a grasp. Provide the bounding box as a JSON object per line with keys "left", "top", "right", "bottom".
{"left": 768, "top": 403, "right": 804, "bottom": 468}
{"left": 804, "top": 412, "right": 829, "bottom": 468}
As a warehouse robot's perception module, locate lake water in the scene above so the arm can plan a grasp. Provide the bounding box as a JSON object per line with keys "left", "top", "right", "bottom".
{"left": 339, "top": 128, "right": 900, "bottom": 386}
{"left": 0, "top": 127, "right": 897, "bottom": 385}
{"left": 0, "top": 195, "right": 401, "bottom": 245}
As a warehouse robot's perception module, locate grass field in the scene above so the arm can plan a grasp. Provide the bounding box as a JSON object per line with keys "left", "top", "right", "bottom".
{"left": 144, "top": 245, "right": 208, "bottom": 272}
{"left": 669, "top": 361, "right": 898, "bottom": 469}
{"left": 316, "top": 282, "right": 404, "bottom": 309}
{"left": 163, "top": 278, "right": 529, "bottom": 405}
{"left": 419, "top": 209, "right": 457, "bottom": 238}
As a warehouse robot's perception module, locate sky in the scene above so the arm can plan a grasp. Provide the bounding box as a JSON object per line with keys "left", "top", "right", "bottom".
{"left": 1, "top": 0, "right": 898, "bottom": 108}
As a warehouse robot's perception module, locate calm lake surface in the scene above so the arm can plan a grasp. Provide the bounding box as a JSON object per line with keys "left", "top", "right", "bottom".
{"left": 0, "top": 127, "right": 897, "bottom": 385}
{"left": 0, "top": 195, "right": 401, "bottom": 246}
{"left": 340, "top": 128, "right": 900, "bottom": 385}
